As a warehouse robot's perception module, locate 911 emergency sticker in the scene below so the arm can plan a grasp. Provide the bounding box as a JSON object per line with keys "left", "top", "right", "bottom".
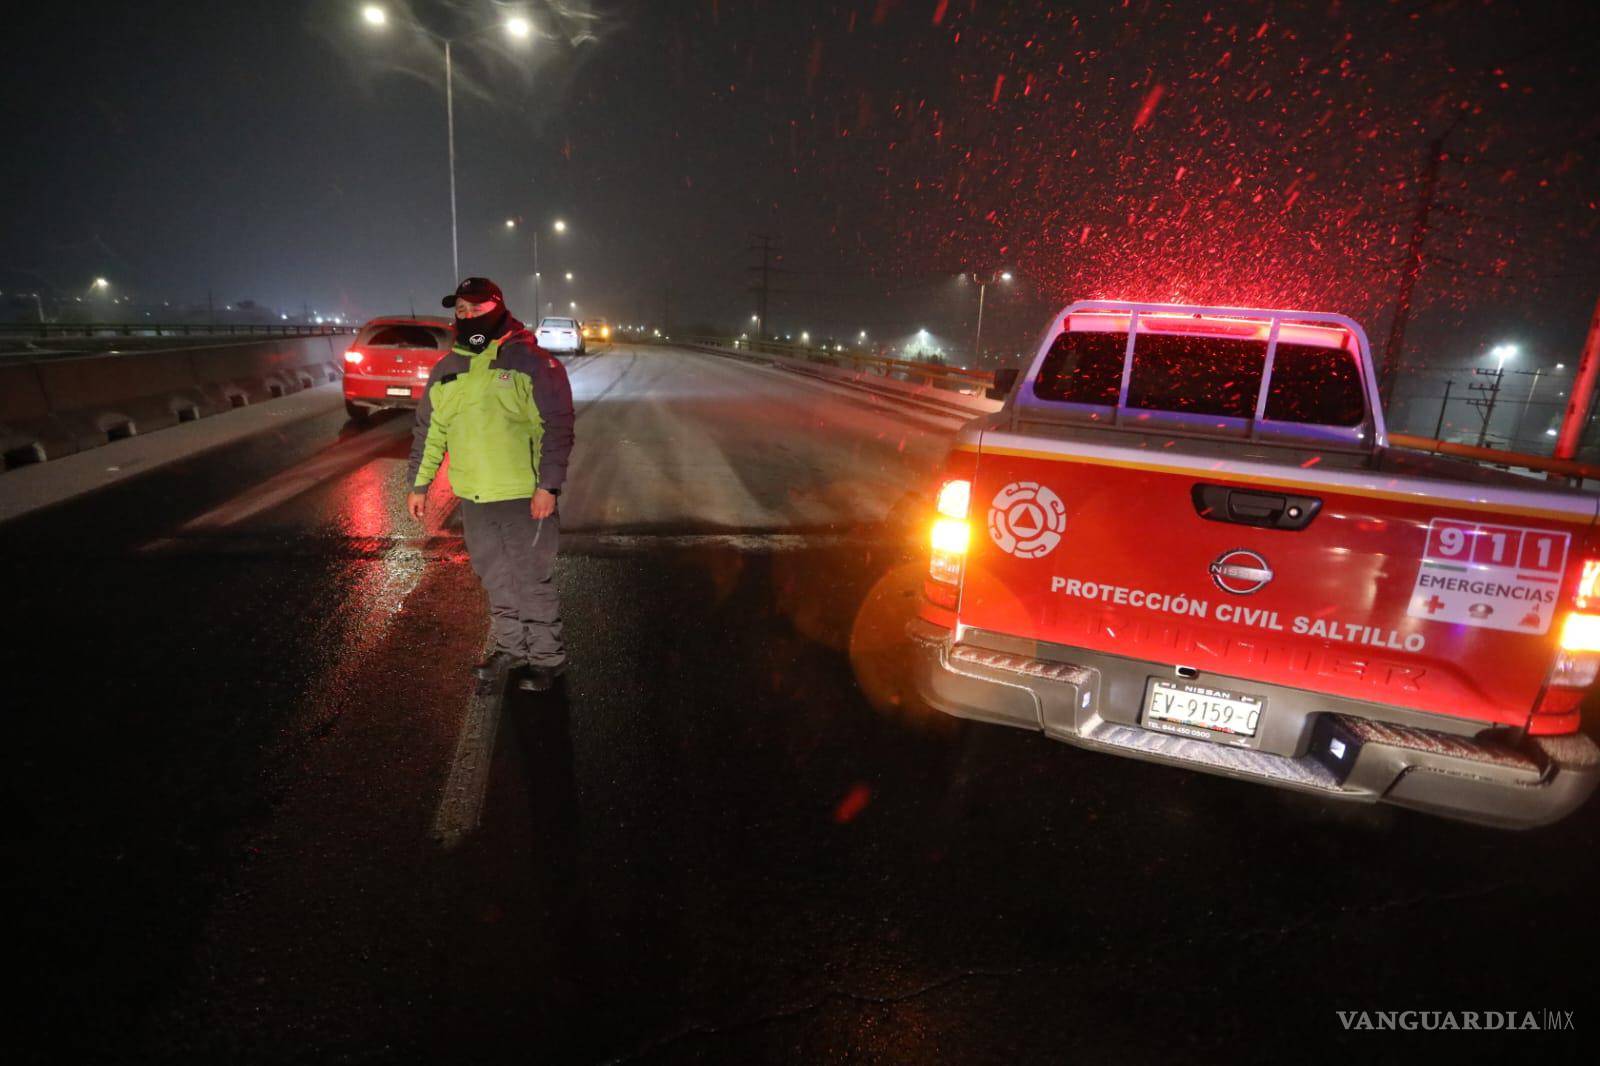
{"left": 1407, "top": 518, "right": 1568, "bottom": 634}
{"left": 988, "top": 481, "right": 1066, "bottom": 559}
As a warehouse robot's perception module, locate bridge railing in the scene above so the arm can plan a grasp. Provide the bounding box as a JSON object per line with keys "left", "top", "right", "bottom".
{"left": 677, "top": 334, "right": 995, "bottom": 396}
{"left": 0, "top": 322, "right": 358, "bottom": 339}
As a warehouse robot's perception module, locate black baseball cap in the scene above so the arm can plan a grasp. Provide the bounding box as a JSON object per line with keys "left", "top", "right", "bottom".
{"left": 441, "top": 276, "right": 504, "bottom": 308}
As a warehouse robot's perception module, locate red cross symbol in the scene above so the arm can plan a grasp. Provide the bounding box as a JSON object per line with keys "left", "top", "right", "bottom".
{"left": 1422, "top": 595, "right": 1446, "bottom": 614}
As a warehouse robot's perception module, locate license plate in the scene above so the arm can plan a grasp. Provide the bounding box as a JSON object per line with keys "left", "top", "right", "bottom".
{"left": 386, "top": 386, "right": 412, "bottom": 397}
{"left": 1144, "top": 680, "right": 1263, "bottom": 739}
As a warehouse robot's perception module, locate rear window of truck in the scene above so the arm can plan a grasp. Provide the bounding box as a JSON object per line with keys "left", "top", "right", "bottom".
{"left": 1032, "top": 331, "right": 1365, "bottom": 427}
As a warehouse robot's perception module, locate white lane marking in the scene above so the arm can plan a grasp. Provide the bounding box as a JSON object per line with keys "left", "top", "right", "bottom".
{"left": 432, "top": 652, "right": 505, "bottom": 849}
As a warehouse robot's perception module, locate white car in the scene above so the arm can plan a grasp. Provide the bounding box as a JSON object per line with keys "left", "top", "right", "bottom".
{"left": 535, "top": 316, "right": 584, "bottom": 354}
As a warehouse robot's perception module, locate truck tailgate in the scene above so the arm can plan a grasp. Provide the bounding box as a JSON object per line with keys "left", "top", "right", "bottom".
{"left": 958, "top": 428, "right": 1598, "bottom": 729}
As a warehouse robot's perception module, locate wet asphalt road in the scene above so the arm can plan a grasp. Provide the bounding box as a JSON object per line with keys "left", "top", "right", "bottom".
{"left": 5, "top": 345, "right": 1596, "bottom": 1064}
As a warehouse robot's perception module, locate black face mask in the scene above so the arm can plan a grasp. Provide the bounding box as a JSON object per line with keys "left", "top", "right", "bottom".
{"left": 455, "top": 305, "right": 510, "bottom": 353}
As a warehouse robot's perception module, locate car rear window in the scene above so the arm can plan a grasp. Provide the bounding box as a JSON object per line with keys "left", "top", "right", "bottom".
{"left": 1127, "top": 334, "right": 1265, "bottom": 418}
{"left": 1032, "top": 330, "right": 1125, "bottom": 405}
{"left": 1262, "top": 343, "right": 1366, "bottom": 426}
{"left": 541, "top": 318, "right": 576, "bottom": 329}
{"left": 364, "top": 325, "right": 446, "bottom": 348}
{"left": 1033, "top": 330, "right": 1365, "bottom": 427}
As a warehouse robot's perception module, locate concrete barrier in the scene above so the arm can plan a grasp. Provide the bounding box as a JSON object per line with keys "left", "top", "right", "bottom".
{"left": 0, "top": 335, "right": 345, "bottom": 470}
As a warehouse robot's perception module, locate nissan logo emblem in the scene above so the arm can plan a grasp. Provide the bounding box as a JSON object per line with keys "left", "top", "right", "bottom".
{"left": 1210, "top": 549, "right": 1273, "bottom": 595}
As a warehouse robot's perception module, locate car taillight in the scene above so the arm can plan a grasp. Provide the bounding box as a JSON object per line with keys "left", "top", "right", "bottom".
{"left": 1550, "top": 556, "right": 1600, "bottom": 688}
{"left": 928, "top": 478, "right": 972, "bottom": 589}
{"left": 1573, "top": 558, "right": 1600, "bottom": 610}
{"left": 344, "top": 350, "right": 364, "bottom": 364}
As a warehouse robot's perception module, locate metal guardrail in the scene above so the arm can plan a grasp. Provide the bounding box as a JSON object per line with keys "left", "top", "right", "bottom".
{"left": 682, "top": 333, "right": 1597, "bottom": 485}
{"left": 680, "top": 334, "right": 994, "bottom": 395}
{"left": 0, "top": 322, "right": 358, "bottom": 339}
{"left": 1387, "top": 433, "right": 1600, "bottom": 484}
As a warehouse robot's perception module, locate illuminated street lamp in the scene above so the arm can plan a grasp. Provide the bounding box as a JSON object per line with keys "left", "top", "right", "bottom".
{"left": 360, "top": 4, "right": 534, "bottom": 280}
{"left": 505, "top": 216, "right": 567, "bottom": 314}
{"left": 564, "top": 271, "right": 573, "bottom": 281}
{"left": 1491, "top": 343, "right": 1519, "bottom": 371}
{"left": 968, "top": 270, "right": 1014, "bottom": 361}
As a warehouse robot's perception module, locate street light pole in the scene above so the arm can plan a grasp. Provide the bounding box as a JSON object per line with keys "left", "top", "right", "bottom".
{"left": 444, "top": 39, "right": 458, "bottom": 281}
{"left": 974, "top": 281, "right": 987, "bottom": 362}
{"left": 969, "top": 270, "right": 1012, "bottom": 361}
{"left": 362, "top": 5, "right": 532, "bottom": 281}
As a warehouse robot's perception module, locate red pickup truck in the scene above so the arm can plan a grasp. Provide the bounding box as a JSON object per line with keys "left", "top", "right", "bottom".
{"left": 910, "top": 301, "right": 1599, "bottom": 827}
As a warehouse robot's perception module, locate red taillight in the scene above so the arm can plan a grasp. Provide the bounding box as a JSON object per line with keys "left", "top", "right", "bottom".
{"left": 1550, "top": 555, "right": 1600, "bottom": 692}
{"left": 1574, "top": 558, "right": 1600, "bottom": 610}
{"left": 344, "top": 350, "right": 364, "bottom": 364}
{"left": 928, "top": 478, "right": 972, "bottom": 590}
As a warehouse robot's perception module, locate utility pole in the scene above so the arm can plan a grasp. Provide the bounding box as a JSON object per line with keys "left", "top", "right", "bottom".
{"left": 1467, "top": 367, "right": 1506, "bottom": 448}
{"left": 747, "top": 233, "right": 777, "bottom": 339}
{"left": 1432, "top": 378, "right": 1454, "bottom": 440}
{"left": 1379, "top": 134, "right": 1447, "bottom": 410}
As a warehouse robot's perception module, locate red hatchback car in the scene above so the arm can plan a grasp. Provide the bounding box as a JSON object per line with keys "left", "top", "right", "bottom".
{"left": 342, "top": 316, "right": 453, "bottom": 421}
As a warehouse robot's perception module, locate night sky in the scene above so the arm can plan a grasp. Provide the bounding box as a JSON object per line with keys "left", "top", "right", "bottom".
{"left": 4, "top": 1, "right": 1598, "bottom": 386}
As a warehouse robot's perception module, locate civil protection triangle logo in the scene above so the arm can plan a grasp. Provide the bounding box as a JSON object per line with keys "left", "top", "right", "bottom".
{"left": 988, "top": 481, "right": 1066, "bottom": 559}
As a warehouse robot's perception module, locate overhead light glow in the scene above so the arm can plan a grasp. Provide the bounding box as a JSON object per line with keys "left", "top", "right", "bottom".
{"left": 361, "top": 4, "right": 387, "bottom": 27}
{"left": 505, "top": 16, "right": 532, "bottom": 39}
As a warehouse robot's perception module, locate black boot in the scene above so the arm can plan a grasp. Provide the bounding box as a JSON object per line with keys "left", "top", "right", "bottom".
{"left": 474, "top": 649, "right": 521, "bottom": 680}
{"left": 516, "top": 660, "right": 569, "bottom": 692}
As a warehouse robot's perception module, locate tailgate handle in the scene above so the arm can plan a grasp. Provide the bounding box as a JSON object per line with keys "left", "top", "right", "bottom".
{"left": 1191, "top": 484, "right": 1322, "bottom": 531}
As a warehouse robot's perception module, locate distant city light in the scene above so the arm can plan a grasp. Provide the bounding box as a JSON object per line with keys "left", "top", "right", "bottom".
{"left": 564, "top": 272, "right": 573, "bottom": 281}
{"left": 505, "top": 218, "right": 516, "bottom": 228}
{"left": 1000, "top": 271, "right": 1013, "bottom": 282}
{"left": 553, "top": 219, "right": 567, "bottom": 233}
{"left": 92, "top": 277, "right": 110, "bottom": 289}
{"left": 800, "top": 331, "right": 810, "bottom": 343}
{"left": 1556, "top": 363, "right": 1566, "bottom": 370}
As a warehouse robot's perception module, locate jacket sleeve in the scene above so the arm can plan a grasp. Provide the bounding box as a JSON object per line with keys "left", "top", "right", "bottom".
{"left": 407, "top": 378, "right": 451, "bottom": 490}
{"left": 532, "top": 354, "right": 575, "bottom": 491}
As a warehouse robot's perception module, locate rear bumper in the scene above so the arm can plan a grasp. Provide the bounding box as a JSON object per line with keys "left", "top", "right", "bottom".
{"left": 908, "top": 618, "right": 1600, "bottom": 829}
{"left": 344, "top": 376, "right": 422, "bottom": 409}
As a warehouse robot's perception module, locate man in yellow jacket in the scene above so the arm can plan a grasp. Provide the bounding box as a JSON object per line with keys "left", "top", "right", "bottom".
{"left": 406, "top": 277, "right": 575, "bottom": 691}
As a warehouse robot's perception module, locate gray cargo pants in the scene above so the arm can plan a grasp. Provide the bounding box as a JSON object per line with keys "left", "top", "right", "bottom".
{"left": 458, "top": 498, "right": 565, "bottom": 667}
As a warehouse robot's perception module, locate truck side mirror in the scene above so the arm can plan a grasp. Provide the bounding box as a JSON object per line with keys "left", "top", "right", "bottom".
{"left": 986, "top": 366, "right": 1020, "bottom": 401}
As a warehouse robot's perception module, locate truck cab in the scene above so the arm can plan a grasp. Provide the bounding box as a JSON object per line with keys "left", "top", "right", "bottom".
{"left": 910, "top": 301, "right": 1600, "bottom": 827}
